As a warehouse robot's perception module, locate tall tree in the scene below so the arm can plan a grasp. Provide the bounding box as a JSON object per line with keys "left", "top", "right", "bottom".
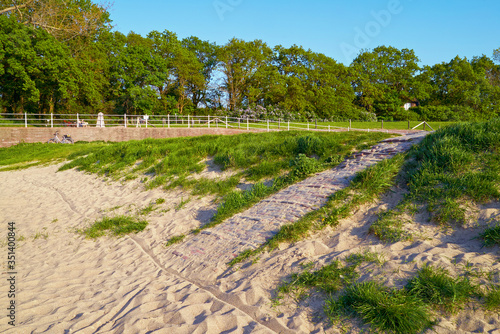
{"left": 181, "top": 36, "right": 218, "bottom": 109}
{"left": 351, "top": 46, "right": 421, "bottom": 117}
{"left": 0, "top": 0, "right": 111, "bottom": 42}
{"left": 218, "top": 38, "right": 272, "bottom": 110}
{"left": 0, "top": 15, "right": 80, "bottom": 114}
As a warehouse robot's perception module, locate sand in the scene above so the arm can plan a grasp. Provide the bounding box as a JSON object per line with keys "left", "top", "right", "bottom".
{"left": 0, "top": 162, "right": 499, "bottom": 333}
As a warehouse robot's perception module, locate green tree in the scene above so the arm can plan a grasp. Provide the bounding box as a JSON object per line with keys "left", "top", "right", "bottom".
{"left": 351, "top": 46, "right": 421, "bottom": 118}
{"left": 182, "top": 36, "right": 219, "bottom": 109}
{"left": 0, "top": 0, "right": 111, "bottom": 42}
{"left": 0, "top": 15, "right": 80, "bottom": 114}
{"left": 218, "top": 38, "right": 273, "bottom": 110}
{"left": 421, "top": 56, "right": 499, "bottom": 118}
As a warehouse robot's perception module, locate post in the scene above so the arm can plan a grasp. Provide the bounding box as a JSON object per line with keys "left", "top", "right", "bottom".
{"left": 423, "top": 122, "right": 426, "bottom": 131}
{"left": 349, "top": 119, "right": 351, "bottom": 129}
{"left": 123, "top": 114, "right": 126, "bottom": 128}
{"left": 51, "top": 113, "right": 53, "bottom": 128}
{"left": 278, "top": 119, "right": 280, "bottom": 130}
{"left": 381, "top": 120, "right": 383, "bottom": 129}
{"left": 25, "top": 112, "right": 27, "bottom": 128}
{"left": 247, "top": 117, "right": 249, "bottom": 131}
{"left": 168, "top": 114, "right": 170, "bottom": 128}
{"left": 208, "top": 115, "right": 210, "bottom": 128}
{"left": 238, "top": 118, "right": 240, "bottom": 129}
{"left": 145, "top": 117, "right": 148, "bottom": 128}
{"left": 307, "top": 122, "right": 309, "bottom": 131}
{"left": 315, "top": 119, "right": 317, "bottom": 129}
{"left": 267, "top": 119, "right": 269, "bottom": 132}
{"left": 328, "top": 125, "right": 330, "bottom": 132}
{"left": 408, "top": 120, "right": 410, "bottom": 130}
{"left": 225, "top": 116, "right": 228, "bottom": 129}
{"left": 77, "top": 113, "right": 80, "bottom": 127}
{"left": 188, "top": 115, "right": 190, "bottom": 128}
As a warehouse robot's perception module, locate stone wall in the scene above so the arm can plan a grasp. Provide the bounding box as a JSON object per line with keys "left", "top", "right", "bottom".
{"left": 0, "top": 127, "right": 261, "bottom": 147}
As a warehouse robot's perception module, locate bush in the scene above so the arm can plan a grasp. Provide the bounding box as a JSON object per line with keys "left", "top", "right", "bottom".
{"left": 289, "top": 154, "right": 321, "bottom": 179}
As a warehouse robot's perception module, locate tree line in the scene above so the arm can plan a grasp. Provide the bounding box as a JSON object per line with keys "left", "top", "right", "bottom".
{"left": 1, "top": 1, "right": 500, "bottom": 121}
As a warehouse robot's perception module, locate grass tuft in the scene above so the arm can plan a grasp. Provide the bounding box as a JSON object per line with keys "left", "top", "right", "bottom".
{"left": 325, "top": 281, "right": 433, "bottom": 334}
{"left": 485, "top": 286, "right": 500, "bottom": 311}
{"left": 405, "top": 264, "right": 477, "bottom": 313}
{"left": 79, "top": 215, "right": 148, "bottom": 238}
{"left": 165, "top": 234, "right": 186, "bottom": 246}
{"left": 479, "top": 223, "right": 500, "bottom": 247}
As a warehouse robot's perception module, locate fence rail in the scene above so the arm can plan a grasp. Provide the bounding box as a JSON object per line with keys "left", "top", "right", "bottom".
{"left": 0, "top": 113, "right": 426, "bottom": 133}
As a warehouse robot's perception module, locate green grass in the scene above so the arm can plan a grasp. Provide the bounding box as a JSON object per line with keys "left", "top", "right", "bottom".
{"left": 325, "top": 281, "right": 433, "bottom": 334}
{"left": 405, "top": 264, "right": 478, "bottom": 313}
{"left": 272, "top": 251, "right": 384, "bottom": 306}
{"left": 0, "top": 141, "right": 109, "bottom": 171}
{"left": 479, "top": 223, "right": 500, "bottom": 247}
{"left": 79, "top": 215, "right": 148, "bottom": 238}
{"left": 370, "top": 208, "right": 413, "bottom": 243}
{"left": 405, "top": 119, "right": 500, "bottom": 226}
{"left": 165, "top": 234, "right": 186, "bottom": 246}
{"left": 59, "top": 131, "right": 389, "bottom": 193}
{"left": 485, "top": 286, "right": 500, "bottom": 311}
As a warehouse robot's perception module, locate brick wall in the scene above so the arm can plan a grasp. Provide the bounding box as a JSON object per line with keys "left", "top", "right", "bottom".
{"left": 0, "top": 127, "right": 263, "bottom": 147}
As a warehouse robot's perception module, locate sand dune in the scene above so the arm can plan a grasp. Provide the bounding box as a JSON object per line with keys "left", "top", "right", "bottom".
{"left": 0, "top": 162, "right": 499, "bottom": 333}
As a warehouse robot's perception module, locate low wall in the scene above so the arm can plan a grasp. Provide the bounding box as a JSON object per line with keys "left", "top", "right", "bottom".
{"left": 0, "top": 127, "right": 260, "bottom": 147}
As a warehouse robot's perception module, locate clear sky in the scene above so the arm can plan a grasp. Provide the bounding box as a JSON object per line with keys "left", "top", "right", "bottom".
{"left": 109, "top": 0, "right": 500, "bottom": 66}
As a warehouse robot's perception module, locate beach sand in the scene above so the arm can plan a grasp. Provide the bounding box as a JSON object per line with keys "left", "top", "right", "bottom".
{"left": 0, "top": 163, "right": 499, "bottom": 333}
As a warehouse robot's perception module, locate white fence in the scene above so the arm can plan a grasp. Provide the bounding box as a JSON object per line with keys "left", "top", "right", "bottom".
{"left": 0, "top": 113, "right": 407, "bottom": 133}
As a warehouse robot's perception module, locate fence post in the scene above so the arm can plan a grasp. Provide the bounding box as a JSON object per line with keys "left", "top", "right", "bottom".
{"left": 188, "top": 115, "right": 190, "bottom": 128}
{"left": 408, "top": 120, "right": 410, "bottom": 130}
{"left": 238, "top": 118, "right": 240, "bottom": 129}
{"left": 168, "top": 114, "right": 170, "bottom": 128}
{"left": 208, "top": 115, "right": 210, "bottom": 128}
{"left": 278, "top": 119, "right": 280, "bottom": 130}
{"left": 381, "top": 120, "right": 383, "bottom": 129}
{"left": 349, "top": 119, "right": 351, "bottom": 129}
{"left": 25, "top": 112, "right": 27, "bottom": 127}
{"left": 51, "top": 113, "right": 53, "bottom": 128}
{"left": 315, "top": 119, "right": 317, "bottom": 129}
{"left": 123, "top": 113, "right": 126, "bottom": 128}
{"left": 226, "top": 116, "right": 228, "bottom": 129}
{"left": 77, "top": 113, "right": 79, "bottom": 127}
{"left": 247, "top": 117, "right": 249, "bottom": 131}
{"left": 328, "top": 125, "right": 330, "bottom": 132}
{"left": 267, "top": 119, "right": 269, "bottom": 132}
{"left": 145, "top": 117, "right": 148, "bottom": 128}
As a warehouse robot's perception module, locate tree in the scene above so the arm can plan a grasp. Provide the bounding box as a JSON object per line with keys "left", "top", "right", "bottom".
{"left": 148, "top": 30, "right": 205, "bottom": 114}
{"left": 0, "top": 15, "right": 80, "bottom": 114}
{"left": 103, "top": 31, "right": 167, "bottom": 114}
{"left": 351, "top": 46, "right": 421, "bottom": 118}
{"left": 0, "top": 0, "right": 111, "bottom": 42}
{"left": 421, "top": 56, "right": 499, "bottom": 118}
{"left": 182, "top": 36, "right": 218, "bottom": 109}
{"left": 218, "top": 38, "right": 273, "bottom": 110}
{"left": 494, "top": 48, "right": 500, "bottom": 64}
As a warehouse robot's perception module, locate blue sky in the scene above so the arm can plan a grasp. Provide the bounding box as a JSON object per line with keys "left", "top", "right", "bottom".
{"left": 110, "top": 0, "right": 500, "bottom": 66}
